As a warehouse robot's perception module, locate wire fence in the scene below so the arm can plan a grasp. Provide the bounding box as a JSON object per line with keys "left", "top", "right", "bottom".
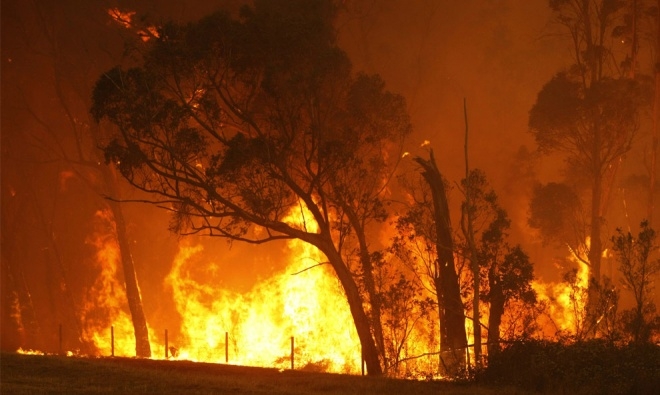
{"left": 48, "top": 323, "right": 487, "bottom": 378}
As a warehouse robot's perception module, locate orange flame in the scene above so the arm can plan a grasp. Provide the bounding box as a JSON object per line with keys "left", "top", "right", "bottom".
{"left": 164, "top": 208, "right": 361, "bottom": 372}
{"left": 532, "top": 243, "right": 590, "bottom": 337}
{"left": 79, "top": 209, "right": 136, "bottom": 356}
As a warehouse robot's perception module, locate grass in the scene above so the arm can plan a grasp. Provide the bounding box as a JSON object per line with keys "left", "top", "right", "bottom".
{"left": 0, "top": 352, "right": 531, "bottom": 395}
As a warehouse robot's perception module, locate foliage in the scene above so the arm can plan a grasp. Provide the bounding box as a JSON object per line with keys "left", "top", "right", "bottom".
{"left": 529, "top": 71, "right": 648, "bottom": 178}
{"left": 379, "top": 273, "right": 434, "bottom": 376}
{"left": 479, "top": 340, "right": 660, "bottom": 394}
{"left": 91, "top": 0, "right": 411, "bottom": 375}
{"left": 458, "top": 170, "right": 536, "bottom": 308}
{"left": 531, "top": 1, "right": 653, "bottom": 331}
{"left": 528, "top": 182, "right": 586, "bottom": 252}
{"left": 611, "top": 220, "right": 660, "bottom": 342}
{"left": 457, "top": 169, "right": 537, "bottom": 360}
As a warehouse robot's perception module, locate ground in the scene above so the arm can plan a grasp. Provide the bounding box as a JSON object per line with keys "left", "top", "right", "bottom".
{"left": 0, "top": 352, "right": 532, "bottom": 394}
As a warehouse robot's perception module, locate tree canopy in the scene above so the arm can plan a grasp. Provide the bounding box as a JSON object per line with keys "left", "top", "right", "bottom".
{"left": 91, "top": 0, "right": 410, "bottom": 375}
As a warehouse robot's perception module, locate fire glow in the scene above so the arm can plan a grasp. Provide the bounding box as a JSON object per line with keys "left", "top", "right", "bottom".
{"left": 164, "top": 239, "right": 360, "bottom": 372}
{"left": 80, "top": 209, "right": 136, "bottom": 356}
{"left": 17, "top": 208, "right": 596, "bottom": 373}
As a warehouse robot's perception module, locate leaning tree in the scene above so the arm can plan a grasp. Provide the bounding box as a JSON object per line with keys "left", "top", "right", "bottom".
{"left": 91, "top": 0, "right": 411, "bottom": 375}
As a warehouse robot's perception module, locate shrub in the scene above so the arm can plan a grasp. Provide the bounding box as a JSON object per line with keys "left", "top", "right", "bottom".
{"left": 478, "top": 340, "right": 660, "bottom": 394}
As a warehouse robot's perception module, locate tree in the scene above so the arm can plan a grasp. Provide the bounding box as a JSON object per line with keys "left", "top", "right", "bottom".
{"left": 393, "top": 150, "right": 468, "bottom": 373}
{"left": 530, "top": 1, "right": 650, "bottom": 332}
{"left": 1, "top": 0, "right": 151, "bottom": 357}
{"left": 611, "top": 220, "right": 660, "bottom": 342}
{"left": 459, "top": 169, "right": 536, "bottom": 362}
{"left": 528, "top": 182, "right": 589, "bottom": 261}
{"left": 91, "top": 0, "right": 411, "bottom": 375}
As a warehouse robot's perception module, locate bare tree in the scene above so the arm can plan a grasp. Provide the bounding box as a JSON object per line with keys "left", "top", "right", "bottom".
{"left": 2, "top": 0, "right": 151, "bottom": 357}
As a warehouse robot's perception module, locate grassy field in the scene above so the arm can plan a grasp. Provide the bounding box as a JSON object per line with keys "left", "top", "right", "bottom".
{"left": 0, "top": 352, "right": 532, "bottom": 394}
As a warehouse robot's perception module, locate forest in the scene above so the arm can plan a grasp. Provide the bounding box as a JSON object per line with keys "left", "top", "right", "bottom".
{"left": 2, "top": 0, "right": 660, "bottom": 392}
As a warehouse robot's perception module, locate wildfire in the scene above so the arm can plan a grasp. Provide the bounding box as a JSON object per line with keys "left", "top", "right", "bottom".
{"left": 163, "top": 207, "right": 361, "bottom": 373}
{"left": 79, "top": 209, "right": 136, "bottom": 356}
{"left": 532, "top": 243, "right": 590, "bottom": 337}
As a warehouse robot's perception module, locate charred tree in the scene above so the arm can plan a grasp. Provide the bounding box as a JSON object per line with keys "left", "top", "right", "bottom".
{"left": 414, "top": 150, "right": 467, "bottom": 369}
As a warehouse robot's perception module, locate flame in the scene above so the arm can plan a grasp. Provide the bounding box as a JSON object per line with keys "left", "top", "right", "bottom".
{"left": 107, "top": 8, "right": 159, "bottom": 41}
{"left": 532, "top": 243, "right": 590, "bottom": 337}
{"left": 79, "top": 209, "right": 137, "bottom": 356}
{"left": 16, "top": 348, "right": 45, "bottom": 355}
{"left": 163, "top": 207, "right": 361, "bottom": 372}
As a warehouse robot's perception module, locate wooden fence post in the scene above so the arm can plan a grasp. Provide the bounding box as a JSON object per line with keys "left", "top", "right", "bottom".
{"left": 361, "top": 347, "right": 365, "bottom": 376}
{"left": 290, "top": 336, "right": 294, "bottom": 370}
{"left": 111, "top": 326, "right": 114, "bottom": 357}
{"left": 165, "top": 329, "right": 169, "bottom": 359}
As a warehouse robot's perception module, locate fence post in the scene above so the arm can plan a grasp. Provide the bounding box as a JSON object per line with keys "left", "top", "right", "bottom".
{"left": 165, "top": 329, "right": 169, "bottom": 359}
{"left": 59, "top": 323, "right": 62, "bottom": 355}
{"left": 225, "top": 332, "right": 228, "bottom": 363}
{"left": 361, "top": 347, "right": 365, "bottom": 376}
{"left": 111, "top": 326, "right": 114, "bottom": 357}
{"left": 290, "top": 336, "right": 294, "bottom": 370}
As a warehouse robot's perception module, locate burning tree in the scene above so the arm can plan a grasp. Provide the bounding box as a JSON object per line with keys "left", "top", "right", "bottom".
{"left": 393, "top": 150, "right": 468, "bottom": 373}
{"left": 91, "top": 0, "right": 411, "bottom": 375}
{"left": 530, "top": 0, "right": 651, "bottom": 334}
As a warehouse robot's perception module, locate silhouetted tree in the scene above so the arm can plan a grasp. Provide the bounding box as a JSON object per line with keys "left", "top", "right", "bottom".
{"left": 91, "top": 0, "right": 411, "bottom": 375}
{"left": 394, "top": 150, "right": 468, "bottom": 374}
{"left": 1, "top": 0, "right": 152, "bottom": 357}
{"left": 612, "top": 220, "right": 660, "bottom": 342}
{"left": 529, "top": 182, "right": 589, "bottom": 261}
{"left": 531, "top": 0, "right": 651, "bottom": 333}
{"left": 458, "top": 169, "right": 536, "bottom": 362}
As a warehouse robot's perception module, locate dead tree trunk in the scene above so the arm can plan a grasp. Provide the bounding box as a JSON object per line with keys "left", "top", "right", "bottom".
{"left": 415, "top": 150, "right": 467, "bottom": 372}
{"left": 461, "top": 99, "right": 482, "bottom": 368}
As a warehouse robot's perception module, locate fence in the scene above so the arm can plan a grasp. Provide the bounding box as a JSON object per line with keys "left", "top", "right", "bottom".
{"left": 48, "top": 323, "right": 486, "bottom": 377}
{"left": 51, "top": 323, "right": 370, "bottom": 375}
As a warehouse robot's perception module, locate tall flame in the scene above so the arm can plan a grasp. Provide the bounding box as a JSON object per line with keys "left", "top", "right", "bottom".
{"left": 163, "top": 208, "right": 361, "bottom": 372}
{"left": 79, "top": 209, "right": 135, "bottom": 356}
{"left": 532, "top": 241, "right": 590, "bottom": 337}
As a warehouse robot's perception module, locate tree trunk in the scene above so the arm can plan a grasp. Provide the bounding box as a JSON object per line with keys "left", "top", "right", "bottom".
{"left": 586, "top": 167, "right": 603, "bottom": 337}
{"left": 320, "top": 241, "right": 382, "bottom": 375}
{"left": 355, "top": 231, "right": 386, "bottom": 369}
{"left": 486, "top": 267, "right": 505, "bottom": 361}
{"left": 415, "top": 151, "right": 467, "bottom": 371}
{"left": 462, "top": 100, "right": 481, "bottom": 368}
{"left": 102, "top": 169, "right": 151, "bottom": 358}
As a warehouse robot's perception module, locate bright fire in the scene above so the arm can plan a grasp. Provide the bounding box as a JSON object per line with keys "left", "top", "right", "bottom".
{"left": 532, "top": 243, "right": 590, "bottom": 337}
{"left": 79, "top": 209, "right": 136, "bottom": 356}
{"left": 16, "top": 207, "right": 611, "bottom": 374}
{"left": 163, "top": 209, "right": 361, "bottom": 373}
